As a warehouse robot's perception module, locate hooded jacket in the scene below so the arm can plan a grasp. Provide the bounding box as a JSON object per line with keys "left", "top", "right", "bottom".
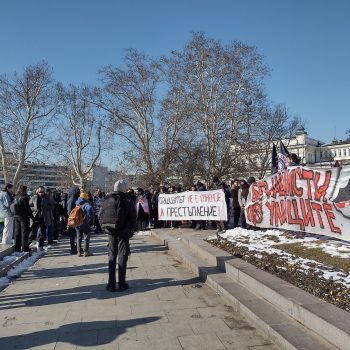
{"left": 0, "top": 191, "right": 13, "bottom": 218}
{"left": 67, "top": 186, "right": 80, "bottom": 214}
{"left": 75, "top": 197, "right": 93, "bottom": 230}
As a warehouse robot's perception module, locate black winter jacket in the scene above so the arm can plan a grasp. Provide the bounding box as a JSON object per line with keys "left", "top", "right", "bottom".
{"left": 14, "top": 195, "right": 35, "bottom": 221}
{"left": 99, "top": 192, "right": 137, "bottom": 237}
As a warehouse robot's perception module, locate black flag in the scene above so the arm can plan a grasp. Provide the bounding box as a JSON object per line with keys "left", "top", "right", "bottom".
{"left": 271, "top": 143, "right": 278, "bottom": 175}
{"left": 278, "top": 141, "right": 290, "bottom": 171}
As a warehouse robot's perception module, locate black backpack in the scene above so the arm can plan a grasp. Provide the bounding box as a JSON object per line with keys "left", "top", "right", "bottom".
{"left": 100, "top": 193, "right": 127, "bottom": 232}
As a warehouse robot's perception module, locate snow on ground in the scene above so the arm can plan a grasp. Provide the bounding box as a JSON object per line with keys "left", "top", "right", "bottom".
{"left": 208, "top": 227, "right": 350, "bottom": 288}
{"left": 0, "top": 251, "right": 45, "bottom": 290}
{"left": 135, "top": 231, "right": 152, "bottom": 236}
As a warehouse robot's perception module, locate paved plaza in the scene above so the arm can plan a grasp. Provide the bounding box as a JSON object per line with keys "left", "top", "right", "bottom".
{"left": 0, "top": 233, "right": 277, "bottom": 350}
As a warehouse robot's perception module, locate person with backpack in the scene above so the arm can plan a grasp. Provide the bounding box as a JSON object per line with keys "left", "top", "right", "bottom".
{"left": 99, "top": 179, "right": 136, "bottom": 292}
{"left": 74, "top": 192, "right": 94, "bottom": 257}
{"left": 13, "top": 185, "right": 35, "bottom": 252}
{"left": 0, "top": 183, "right": 14, "bottom": 245}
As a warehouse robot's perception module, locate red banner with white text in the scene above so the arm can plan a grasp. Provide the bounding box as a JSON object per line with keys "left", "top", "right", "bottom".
{"left": 245, "top": 166, "right": 350, "bottom": 241}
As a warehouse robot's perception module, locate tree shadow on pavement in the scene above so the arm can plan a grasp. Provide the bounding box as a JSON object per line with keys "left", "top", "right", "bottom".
{"left": 0, "top": 276, "right": 202, "bottom": 310}
{"left": 18, "top": 262, "right": 107, "bottom": 281}
{"left": 0, "top": 317, "right": 160, "bottom": 349}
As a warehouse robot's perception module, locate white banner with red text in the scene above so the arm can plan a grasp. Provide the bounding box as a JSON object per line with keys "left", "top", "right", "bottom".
{"left": 158, "top": 190, "right": 227, "bottom": 221}
{"left": 245, "top": 166, "right": 350, "bottom": 241}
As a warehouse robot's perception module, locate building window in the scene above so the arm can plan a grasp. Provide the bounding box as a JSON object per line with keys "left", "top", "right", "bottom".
{"left": 343, "top": 149, "right": 346, "bottom": 156}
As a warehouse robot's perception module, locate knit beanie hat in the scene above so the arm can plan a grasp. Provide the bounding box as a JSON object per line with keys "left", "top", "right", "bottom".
{"left": 114, "top": 179, "right": 128, "bottom": 192}
{"left": 80, "top": 192, "right": 89, "bottom": 200}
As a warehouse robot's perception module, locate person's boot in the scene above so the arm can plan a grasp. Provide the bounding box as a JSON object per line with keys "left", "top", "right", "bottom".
{"left": 70, "top": 244, "right": 77, "bottom": 254}
{"left": 117, "top": 264, "right": 128, "bottom": 292}
{"left": 106, "top": 260, "right": 117, "bottom": 292}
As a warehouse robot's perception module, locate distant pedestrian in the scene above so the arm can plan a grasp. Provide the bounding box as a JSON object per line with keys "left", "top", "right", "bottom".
{"left": 75, "top": 192, "right": 94, "bottom": 257}
{"left": 30, "top": 186, "right": 56, "bottom": 250}
{"left": 99, "top": 179, "right": 136, "bottom": 292}
{"left": 0, "top": 183, "right": 14, "bottom": 245}
{"left": 230, "top": 179, "right": 241, "bottom": 229}
{"left": 211, "top": 176, "right": 226, "bottom": 235}
{"left": 66, "top": 186, "right": 80, "bottom": 254}
{"left": 0, "top": 217, "right": 4, "bottom": 243}
{"left": 13, "top": 185, "right": 35, "bottom": 252}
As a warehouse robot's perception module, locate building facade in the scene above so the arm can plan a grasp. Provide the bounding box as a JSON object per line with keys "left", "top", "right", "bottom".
{"left": 284, "top": 127, "right": 350, "bottom": 166}
{"left": 0, "top": 162, "right": 69, "bottom": 190}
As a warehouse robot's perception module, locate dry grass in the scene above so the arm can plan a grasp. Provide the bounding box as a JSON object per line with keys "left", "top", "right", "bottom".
{"left": 275, "top": 243, "right": 350, "bottom": 272}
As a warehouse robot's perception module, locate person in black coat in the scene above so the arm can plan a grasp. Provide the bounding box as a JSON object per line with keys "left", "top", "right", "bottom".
{"left": 13, "top": 185, "right": 35, "bottom": 252}
{"left": 99, "top": 179, "right": 137, "bottom": 292}
{"left": 66, "top": 186, "right": 80, "bottom": 254}
{"left": 230, "top": 179, "right": 241, "bottom": 229}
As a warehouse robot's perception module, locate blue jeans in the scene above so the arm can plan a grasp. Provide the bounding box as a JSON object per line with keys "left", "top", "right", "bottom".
{"left": 76, "top": 226, "right": 90, "bottom": 253}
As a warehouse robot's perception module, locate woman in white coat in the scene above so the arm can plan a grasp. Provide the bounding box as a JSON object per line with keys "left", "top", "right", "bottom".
{"left": 0, "top": 183, "right": 14, "bottom": 245}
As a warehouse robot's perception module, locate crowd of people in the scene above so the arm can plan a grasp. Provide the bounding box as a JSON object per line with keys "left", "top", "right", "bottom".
{"left": 128, "top": 175, "right": 257, "bottom": 235}
{"left": 0, "top": 153, "right": 310, "bottom": 292}
{"left": 0, "top": 184, "right": 106, "bottom": 254}
{"left": 0, "top": 173, "right": 258, "bottom": 254}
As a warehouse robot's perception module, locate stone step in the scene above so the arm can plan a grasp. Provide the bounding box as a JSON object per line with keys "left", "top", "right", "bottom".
{"left": 179, "top": 233, "right": 350, "bottom": 350}
{"left": 0, "top": 244, "right": 15, "bottom": 261}
{"left": 152, "top": 230, "right": 339, "bottom": 350}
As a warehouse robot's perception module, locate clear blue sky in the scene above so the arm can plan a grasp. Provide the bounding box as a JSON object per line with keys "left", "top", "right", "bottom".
{"left": 1, "top": 0, "right": 349, "bottom": 143}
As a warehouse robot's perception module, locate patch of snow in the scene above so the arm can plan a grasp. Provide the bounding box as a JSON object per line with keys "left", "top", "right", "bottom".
{"left": 135, "top": 231, "right": 151, "bottom": 236}
{"left": 212, "top": 227, "right": 350, "bottom": 288}
{"left": 7, "top": 251, "right": 44, "bottom": 278}
{"left": 2, "top": 256, "right": 17, "bottom": 263}
{"left": 0, "top": 276, "right": 9, "bottom": 288}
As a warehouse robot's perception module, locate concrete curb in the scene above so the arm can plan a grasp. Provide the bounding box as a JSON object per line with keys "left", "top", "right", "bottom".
{"left": 151, "top": 229, "right": 348, "bottom": 350}
{"left": 0, "top": 251, "right": 30, "bottom": 278}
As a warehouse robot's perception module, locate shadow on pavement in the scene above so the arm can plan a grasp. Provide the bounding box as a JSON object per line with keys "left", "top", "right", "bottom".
{"left": 0, "top": 276, "right": 202, "bottom": 310}
{"left": 0, "top": 317, "right": 160, "bottom": 349}
{"left": 18, "top": 262, "right": 107, "bottom": 281}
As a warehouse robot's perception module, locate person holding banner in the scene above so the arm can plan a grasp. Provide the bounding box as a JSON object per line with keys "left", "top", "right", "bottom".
{"left": 211, "top": 176, "right": 226, "bottom": 235}
{"left": 230, "top": 179, "right": 241, "bottom": 229}
{"left": 193, "top": 182, "right": 208, "bottom": 230}
{"left": 238, "top": 179, "right": 249, "bottom": 228}
{"left": 136, "top": 188, "right": 150, "bottom": 231}
{"left": 288, "top": 153, "right": 301, "bottom": 166}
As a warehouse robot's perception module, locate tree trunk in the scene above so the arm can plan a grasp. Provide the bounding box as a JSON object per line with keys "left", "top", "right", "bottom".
{"left": 0, "top": 130, "right": 9, "bottom": 184}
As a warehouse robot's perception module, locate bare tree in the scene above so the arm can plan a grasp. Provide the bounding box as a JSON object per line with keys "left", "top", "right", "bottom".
{"left": 95, "top": 49, "right": 160, "bottom": 183}
{"left": 241, "top": 104, "right": 300, "bottom": 179}
{"left": 56, "top": 85, "right": 104, "bottom": 191}
{"left": 167, "top": 33, "right": 269, "bottom": 183}
{"left": 0, "top": 61, "right": 57, "bottom": 188}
